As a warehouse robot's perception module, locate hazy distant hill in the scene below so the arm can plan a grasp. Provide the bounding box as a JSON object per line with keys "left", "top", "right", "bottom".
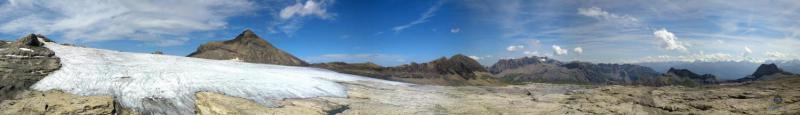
{"left": 490, "top": 56, "right": 717, "bottom": 86}
{"left": 312, "top": 54, "right": 501, "bottom": 86}
{"left": 638, "top": 60, "right": 800, "bottom": 80}
{"left": 734, "top": 63, "right": 797, "bottom": 82}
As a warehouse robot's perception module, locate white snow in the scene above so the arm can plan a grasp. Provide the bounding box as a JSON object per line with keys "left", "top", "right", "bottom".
{"left": 230, "top": 57, "right": 241, "bottom": 61}
{"left": 33, "top": 43, "right": 404, "bottom": 114}
{"left": 19, "top": 48, "right": 33, "bottom": 52}
{"left": 4, "top": 54, "right": 29, "bottom": 58}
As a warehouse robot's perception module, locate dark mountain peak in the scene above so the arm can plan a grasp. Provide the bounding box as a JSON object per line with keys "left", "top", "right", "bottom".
{"left": 237, "top": 29, "right": 258, "bottom": 39}
{"left": 392, "top": 54, "right": 488, "bottom": 79}
{"left": 14, "top": 34, "right": 52, "bottom": 47}
{"left": 450, "top": 54, "right": 469, "bottom": 59}
{"left": 734, "top": 63, "right": 795, "bottom": 82}
{"left": 751, "top": 63, "right": 789, "bottom": 78}
{"left": 662, "top": 68, "right": 718, "bottom": 85}
{"left": 188, "top": 30, "right": 308, "bottom": 66}
{"left": 227, "top": 29, "right": 270, "bottom": 45}
{"left": 667, "top": 68, "right": 700, "bottom": 77}
{"left": 562, "top": 61, "right": 594, "bottom": 69}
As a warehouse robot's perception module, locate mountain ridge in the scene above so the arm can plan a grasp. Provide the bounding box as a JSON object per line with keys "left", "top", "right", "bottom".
{"left": 187, "top": 29, "right": 308, "bottom": 66}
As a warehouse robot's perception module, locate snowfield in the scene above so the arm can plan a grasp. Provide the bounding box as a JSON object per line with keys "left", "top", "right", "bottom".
{"left": 32, "top": 43, "right": 404, "bottom": 114}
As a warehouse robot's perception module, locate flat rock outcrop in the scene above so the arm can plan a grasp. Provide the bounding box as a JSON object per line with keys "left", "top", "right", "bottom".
{"left": 188, "top": 29, "right": 308, "bottom": 66}
{"left": 0, "top": 34, "right": 61, "bottom": 102}
{"left": 191, "top": 76, "right": 800, "bottom": 115}
{"left": 195, "top": 92, "right": 345, "bottom": 115}
{"left": 567, "top": 76, "right": 800, "bottom": 114}
{"left": 0, "top": 90, "right": 116, "bottom": 115}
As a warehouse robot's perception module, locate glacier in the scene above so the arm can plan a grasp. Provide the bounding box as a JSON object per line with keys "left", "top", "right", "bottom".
{"left": 32, "top": 43, "right": 404, "bottom": 114}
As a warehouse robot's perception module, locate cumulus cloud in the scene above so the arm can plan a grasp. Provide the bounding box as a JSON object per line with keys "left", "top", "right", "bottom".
{"left": 653, "top": 28, "right": 688, "bottom": 52}
{"left": 392, "top": 0, "right": 444, "bottom": 32}
{"left": 552, "top": 45, "right": 568, "bottom": 55}
{"left": 468, "top": 55, "right": 481, "bottom": 60}
{"left": 506, "top": 45, "right": 524, "bottom": 52}
{"left": 523, "top": 51, "right": 539, "bottom": 56}
{"left": 269, "top": 0, "right": 334, "bottom": 35}
{"left": 573, "top": 47, "right": 583, "bottom": 54}
{"left": 0, "top": 0, "right": 253, "bottom": 46}
{"left": 450, "top": 27, "right": 461, "bottom": 33}
{"left": 577, "top": 7, "right": 639, "bottom": 25}
{"left": 279, "top": 0, "right": 331, "bottom": 20}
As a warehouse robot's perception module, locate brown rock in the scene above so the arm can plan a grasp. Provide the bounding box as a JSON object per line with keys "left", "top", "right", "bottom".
{"left": 194, "top": 92, "right": 344, "bottom": 115}
{"left": 188, "top": 29, "right": 308, "bottom": 66}
{"left": 0, "top": 90, "right": 115, "bottom": 115}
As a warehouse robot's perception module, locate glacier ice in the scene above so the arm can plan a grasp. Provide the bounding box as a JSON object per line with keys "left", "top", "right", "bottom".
{"left": 32, "top": 43, "right": 404, "bottom": 114}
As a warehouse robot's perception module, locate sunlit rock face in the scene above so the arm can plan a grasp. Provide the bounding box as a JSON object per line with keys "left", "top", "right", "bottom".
{"left": 187, "top": 29, "right": 309, "bottom": 66}
{"left": 0, "top": 34, "right": 61, "bottom": 102}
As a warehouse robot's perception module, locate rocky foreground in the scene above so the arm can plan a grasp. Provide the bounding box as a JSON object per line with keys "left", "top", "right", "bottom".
{"left": 3, "top": 76, "right": 798, "bottom": 114}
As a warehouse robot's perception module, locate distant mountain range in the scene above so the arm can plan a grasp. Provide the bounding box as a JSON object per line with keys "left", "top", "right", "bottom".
{"left": 489, "top": 56, "right": 717, "bottom": 86}
{"left": 638, "top": 60, "right": 800, "bottom": 80}
{"left": 311, "top": 54, "right": 501, "bottom": 86}
{"left": 184, "top": 30, "right": 797, "bottom": 86}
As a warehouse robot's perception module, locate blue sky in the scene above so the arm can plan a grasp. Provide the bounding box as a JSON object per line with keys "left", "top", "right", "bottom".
{"left": 1, "top": 0, "right": 799, "bottom": 66}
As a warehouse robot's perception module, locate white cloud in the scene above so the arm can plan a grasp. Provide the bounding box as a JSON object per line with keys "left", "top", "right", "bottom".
{"left": 653, "top": 28, "right": 688, "bottom": 52}
{"left": 523, "top": 51, "right": 539, "bottom": 56}
{"left": 0, "top": 0, "right": 253, "bottom": 46}
{"left": 279, "top": 0, "right": 330, "bottom": 20}
{"left": 450, "top": 27, "right": 461, "bottom": 33}
{"left": 506, "top": 45, "right": 524, "bottom": 51}
{"left": 766, "top": 51, "right": 787, "bottom": 58}
{"left": 577, "top": 7, "right": 639, "bottom": 25}
{"left": 468, "top": 55, "right": 481, "bottom": 60}
{"left": 639, "top": 52, "right": 737, "bottom": 62}
{"left": 269, "top": 0, "right": 334, "bottom": 35}
{"left": 573, "top": 47, "right": 583, "bottom": 54}
{"left": 392, "top": 0, "right": 444, "bottom": 32}
{"left": 552, "top": 45, "right": 568, "bottom": 55}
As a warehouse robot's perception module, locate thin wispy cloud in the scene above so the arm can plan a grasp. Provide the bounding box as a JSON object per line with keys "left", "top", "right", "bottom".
{"left": 506, "top": 45, "right": 524, "bottom": 52}
{"left": 0, "top": 0, "right": 254, "bottom": 46}
{"left": 578, "top": 7, "right": 639, "bottom": 26}
{"left": 464, "top": 0, "right": 800, "bottom": 63}
{"left": 392, "top": 0, "right": 445, "bottom": 33}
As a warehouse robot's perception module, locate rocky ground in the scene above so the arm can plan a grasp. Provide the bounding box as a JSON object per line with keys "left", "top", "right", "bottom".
{"left": 190, "top": 76, "right": 799, "bottom": 115}
{"left": 2, "top": 76, "right": 798, "bottom": 115}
